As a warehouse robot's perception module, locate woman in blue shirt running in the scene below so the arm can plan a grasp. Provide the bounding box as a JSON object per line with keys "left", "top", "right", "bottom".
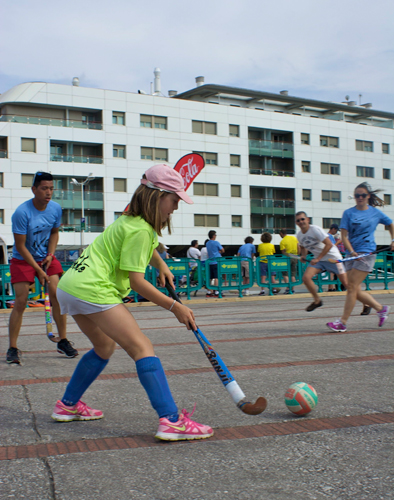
{"left": 327, "top": 182, "right": 394, "bottom": 332}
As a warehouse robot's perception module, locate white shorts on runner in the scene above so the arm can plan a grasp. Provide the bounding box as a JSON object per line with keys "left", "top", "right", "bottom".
{"left": 57, "top": 289, "right": 119, "bottom": 316}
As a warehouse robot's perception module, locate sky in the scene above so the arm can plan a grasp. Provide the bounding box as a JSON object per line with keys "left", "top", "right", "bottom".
{"left": 1, "top": 0, "right": 394, "bottom": 111}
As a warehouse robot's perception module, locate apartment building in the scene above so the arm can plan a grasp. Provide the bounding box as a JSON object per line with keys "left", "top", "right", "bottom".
{"left": 0, "top": 78, "right": 393, "bottom": 252}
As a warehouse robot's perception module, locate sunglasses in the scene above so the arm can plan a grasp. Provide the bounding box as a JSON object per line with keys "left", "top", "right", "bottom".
{"left": 296, "top": 218, "right": 306, "bottom": 222}
{"left": 354, "top": 193, "right": 368, "bottom": 199}
{"left": 32, "top": 171, "right": 45, "bottom": 186}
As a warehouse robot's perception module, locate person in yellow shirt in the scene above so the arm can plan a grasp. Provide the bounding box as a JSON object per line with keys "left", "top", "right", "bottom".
{"left": 279, "top": 229, "right": 300, "bottom": 294}
{"left": 257, "top": 232, "right": 279, "bottom": 295}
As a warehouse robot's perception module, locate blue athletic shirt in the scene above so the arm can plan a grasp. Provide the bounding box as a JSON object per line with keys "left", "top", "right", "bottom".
{"left": 12, "top": 199, "right": 62, "bottom": 260}
{"left": 340, "top": 206, "right": 392, "bottom": 253}
{"left": 237, "top": 243, "right": 256, "bottom": 260}
{"left": 206, "top": 239, "right": 223, "bottom": 265}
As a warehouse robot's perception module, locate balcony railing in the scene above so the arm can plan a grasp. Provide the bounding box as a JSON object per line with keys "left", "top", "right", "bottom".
{"left": 251, "top": 199, "right": 295, "bottom": 215}
{"left": 52, "top": 190, "right": 104, "bottom": 210}
{"left": 251, "top": 227, "right": 296, "bottom": 235}
{"left": 0, "top": 150, "right": 7, "bottom": 158}
{"left": 0, "top": 114, "right": 102, "bottom": 130}
{"left": 249, "top": 140, "right": 294, "bottom": 158}
{"left": 50, "top": 154, "right": 103, "bottom": 164}
{"left": 249, "top": 168, "right": 294, "bottom": 177}
{"left": 59, "top": 224, "right": 105, "bottom": 233}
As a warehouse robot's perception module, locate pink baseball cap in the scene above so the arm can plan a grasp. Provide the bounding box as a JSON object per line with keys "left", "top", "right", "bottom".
{"left": 140, "top": 164, "right": 193, "bottom": 204}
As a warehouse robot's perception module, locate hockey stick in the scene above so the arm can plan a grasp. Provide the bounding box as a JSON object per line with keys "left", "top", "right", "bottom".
{"left": 328, "top": 246, "right": 392, "bottom": 263}
{"left": 165, "top": 280, "right": 267, "bottom": 415}
{"left": 41, "top": 265, "right": 60, "bottom": 343}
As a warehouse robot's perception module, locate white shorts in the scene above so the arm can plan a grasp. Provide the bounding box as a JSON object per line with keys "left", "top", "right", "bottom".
{"left": 57, "top": 289, "right": 120, "bottom": 316}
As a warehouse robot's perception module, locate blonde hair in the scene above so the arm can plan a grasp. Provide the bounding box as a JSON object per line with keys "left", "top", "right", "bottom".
{"left": 156, "top": 242, "right": 166, "bottom": 254}
{"left": 125, "top": 184, "right": 173, "bottom": 236}
{"left": 355, "top": 182, "right": 385, "bottom": 207}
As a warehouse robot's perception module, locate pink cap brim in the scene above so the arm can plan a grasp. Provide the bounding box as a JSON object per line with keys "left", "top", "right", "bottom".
{"left": 177, "top": 191, "right": 193, "bottom": 205}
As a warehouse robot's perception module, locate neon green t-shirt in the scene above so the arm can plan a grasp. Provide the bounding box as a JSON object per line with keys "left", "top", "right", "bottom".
{"left": 257, "top": 242, "right": 275, "bottom": 263}
{"left": 58, "top": 215, "right": 158, "bottom": 303}
{"left": 280, "top": 235, "right": 298, "bottom": 255}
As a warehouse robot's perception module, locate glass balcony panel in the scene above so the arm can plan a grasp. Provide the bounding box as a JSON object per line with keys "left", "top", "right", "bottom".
{"left": 249, "top": 140, "right": 294, "bottom": 158}
{"left": 50, "top": 154, "right": 103, "bottom": 164}
{"left": 0, "top": 114, "right": 102, "bottom": 129}
{"left": 0, "top": 150, "right": 7, "bottom": 158}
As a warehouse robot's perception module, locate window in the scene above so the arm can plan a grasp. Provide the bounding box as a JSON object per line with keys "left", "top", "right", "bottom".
{"left": 140, "top": 115, "right": 167, "bottom": 129}
{"left": 193, "top": 183, "right": 218, "bottom": 196}
{"left": 21, "top": 138, "right": 36, "bottom": 152}
{"left": 321, "top": 163, "right": 340, "bottom": 175}
{"left": 384, "top": 194, "right": 392, "bottom": 205}
{"left": 229, "top": 124, "right": 240, "bottom": 137}
{"left": 301, "top": 133, "right": 310, "bottom": 145}
{"left": 323, "top": 218, "right": 341, "bottom": 229}
{"left": 302, "top": 161, "right": 311, "bottom": 173}
{"left": 114, "top": 178, "right": 127, "bottom": 192}
{"left": 193, "top": 151, "right": 218, "bottom": 165}
{"left": 0, "top": 209, "right": 3, "bottom": 224}
{"left": 21, "top": 173, "right": 34, "bottom": 187}
{"left": 383, "top": 169, "right": 391, "bottom": 180}
{"left": 194, "top": 214, "right": 219, "bottom": 227}
{"left": 356, "top": 140, "right": 373, "bottom": 152}
{"left": 192, "top": 120, "right": 217, "bottom": 135}
{"left": 320, "top": 135, "right": 339, "bottom": 148}
{"left": 231, "top": 185, "right": 241, "bottom": 197}
{"left": 0, "top": 172, "right": 3, "bottom": 187}
{"left": 302, "top": 189, "right": 311, "bottom": 201}
{"left": 114, "top": 212, "right": 123, "bottom": 220}
{"left": 322, "top": 190, "right": 341, "bottom": 202}
{"left": 141, "top": 147, "right": 168, "bottom": 161}
{"left": 232, "top": 215, "right": 242, "bottom": 227}
{"left": 230, "top": 154, "right": 240, "bottom": 167}
{"left": 112, "top": 112, "right": 125, "bottom": 125}
{"left": 357, "top": 166, "right": 374, "bottom": 178}
{"left": 382, "top": 143, "right": 390, "bottom": 154}
{"left": 113, "top": 145, "right": 126, "bottom": 158}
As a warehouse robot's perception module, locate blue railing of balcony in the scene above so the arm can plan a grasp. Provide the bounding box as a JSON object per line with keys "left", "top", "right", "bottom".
{"left": 249, "top": 168, "right": 294, "bottom": 177}
{"left": 251, "top": 227, "right": 296, "bottom": 235}
{"left": 50, "top": 154, "right": 103, "bottom": 164}
{"left": 0, "top": 114, "right": 102, "bottom": 130}
{"left": 251, "top": 199, "right": 295, "bottom": 209}
{"left": 59, "top": 224, "right": 104, "bottom": 233}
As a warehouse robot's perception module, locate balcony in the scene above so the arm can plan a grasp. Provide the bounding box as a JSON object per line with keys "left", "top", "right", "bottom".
{"left": 251, "top": 227, "right": 296, "bottom": 235}
{"left": 0, "top": 114, "right": 102, "bottom": 130}
{"left": 251, "top": 199, "right": 295, "bottom": 215}
{"left": 50, "top": 154, "right": 103, "bottom": 164}
{"left": 59, "top": 224, "right": 104, "bottom": 233}
{"left": 52, "top": 190, "right": 104, "bottom": 210}
{"left": 249, "top": 140, "right": 294, "bottom": 158}
{"left": 0, "top": 150, "right": 7, "bottom": 158}
{"left": 249, "top": 168, "right": 294, "bottom": 177}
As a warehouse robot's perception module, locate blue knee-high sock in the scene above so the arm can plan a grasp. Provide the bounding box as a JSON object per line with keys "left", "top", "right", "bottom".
{"left": 136, "top": 356, "right": 178, "bottom": 421}
{"left": 62, "top": 349, "right": 109, "bottom": 406}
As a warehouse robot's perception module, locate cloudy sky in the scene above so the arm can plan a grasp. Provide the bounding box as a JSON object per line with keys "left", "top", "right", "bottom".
{"left": 1, "top": 0, "right": 394, "bottom": 111}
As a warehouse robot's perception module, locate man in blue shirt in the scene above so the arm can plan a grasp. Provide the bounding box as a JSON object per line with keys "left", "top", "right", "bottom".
{"left": 7, "top": 172, "right": 78, "bottom": 364}
{"left": 205, "top": 230, "right": 224, "bottom": 297}
{"left": 237, "top": 236, "right": 256, "bottom": 295}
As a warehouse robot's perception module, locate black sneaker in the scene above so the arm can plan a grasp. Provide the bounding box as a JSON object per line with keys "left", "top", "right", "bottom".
{"left": 57, "top": 339, "right": 79, "bottom": 358}
{"left": 6, "top": 347, "right": 22, "bottom": 364}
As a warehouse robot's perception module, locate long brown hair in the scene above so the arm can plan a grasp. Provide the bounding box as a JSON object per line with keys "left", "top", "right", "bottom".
{"left": 355, "top": 182, "right": 385, "bottom": 207}
{"left": 125, "top": 184, "right": 173, "bottom": 236}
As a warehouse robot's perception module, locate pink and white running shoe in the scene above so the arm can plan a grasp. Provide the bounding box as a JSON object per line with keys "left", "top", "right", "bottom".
{"left": 51, "top": 400, "right": 103, "bottom": 422}
{"left": 377, "top": 305, "right": 390, "bottom": 327}
{"left": 155, "top": 407, "right": 213, "bottom": 441}
{"left": 326, "top": 319, "right": 347, "bottom": 332}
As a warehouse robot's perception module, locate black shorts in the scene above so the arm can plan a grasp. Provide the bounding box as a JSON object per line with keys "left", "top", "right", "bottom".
{"left": 209, "top": 263, "right": 218, "bottom": 279}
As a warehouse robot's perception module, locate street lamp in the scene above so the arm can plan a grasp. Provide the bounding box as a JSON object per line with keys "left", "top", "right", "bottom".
{"left": 71, "top": 173, "right": 94, "bottom": 247}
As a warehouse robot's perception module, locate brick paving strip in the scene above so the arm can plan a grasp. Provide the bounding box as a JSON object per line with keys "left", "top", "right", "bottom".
{"left": 1, "top": 353, "right": 393, "bottom": 387}
{"left": 1, "top": 412, "right": 393, "bottom": 461}
{"left": 0, "top": 326, "right": 392, "bottom": 357}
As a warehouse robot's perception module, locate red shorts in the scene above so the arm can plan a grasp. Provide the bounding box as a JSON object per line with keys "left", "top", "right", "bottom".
{"left": 10, "top": 257, "right": 64, "bottom": 284}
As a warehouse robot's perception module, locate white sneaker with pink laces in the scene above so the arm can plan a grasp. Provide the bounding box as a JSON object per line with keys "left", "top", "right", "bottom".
{"left": 51, "top": 400, "right": 103, "bottom": 422}
{"left": 155, "top": 407, "right": 213, "bottom": 441}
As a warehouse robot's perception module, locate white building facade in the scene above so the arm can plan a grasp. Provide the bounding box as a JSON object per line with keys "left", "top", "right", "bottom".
{"left": 0, "top": 80, "right": 393, "bottom": 251}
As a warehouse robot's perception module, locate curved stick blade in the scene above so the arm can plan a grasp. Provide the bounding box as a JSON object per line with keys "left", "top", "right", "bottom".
{"left": 47, "top": 333, "right": 61, "bottom": 343}
{"left": 240, "top": 397, "right": 267, "bottom": 415}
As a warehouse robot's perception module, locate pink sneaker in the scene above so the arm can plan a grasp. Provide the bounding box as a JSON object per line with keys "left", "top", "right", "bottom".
{"left": 51, "top": 400, "right": 103, "bottom": 422}
{"left": 377, "top": 305, "right": 390, "bottom": 327}
{"left": 327, "top": 320, "right": 347, "bottom": 332}
{"left": 155, "top": 407, "right": 213, "bottom": 441}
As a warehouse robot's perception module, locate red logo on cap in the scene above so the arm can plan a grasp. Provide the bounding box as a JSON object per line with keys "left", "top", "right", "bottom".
{"left": 174, "top": 154, "right": 205, "bottom": 192}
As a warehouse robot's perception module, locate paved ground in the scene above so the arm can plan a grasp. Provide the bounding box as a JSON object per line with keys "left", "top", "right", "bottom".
{"left": 1, "top": 286, "right": 394, "bottom": 500}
